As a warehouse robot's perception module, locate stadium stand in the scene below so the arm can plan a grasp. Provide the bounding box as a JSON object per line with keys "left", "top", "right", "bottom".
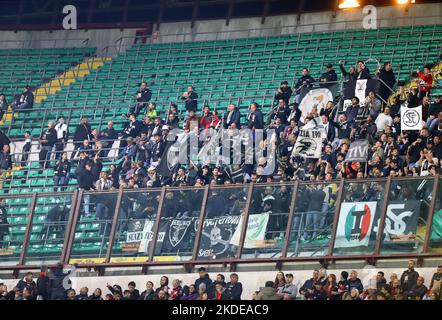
{"left": 0, "top": 2, "right": 441, "bottom": 300}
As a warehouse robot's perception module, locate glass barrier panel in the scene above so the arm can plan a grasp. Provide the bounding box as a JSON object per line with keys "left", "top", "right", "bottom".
{"left": 0, "top": 196, "right": 32, "bottom": 265}
{"left": 333, "top": 181, "right": 387, "bottom": 256}
{"left": 286, "top": 182, "right": 339, "bottom": 257}
{"left": 110, "top": 190, "right": 161, "bottom": 263}
{"left": 429, "top": 179, "right": 442, "bottom": 252}
{"left": 25, "top": 193, "right": 74, "bottom": 265}
{"left": 241, "top": 183, "right": 293, "bottom": 259}
{"left": 197, "top": 185, "right": 250, "bottom": 260}
{"left": 380, "top": 178, "right": 434, "bottom": 255}
{"left": 69, "top": 191, "right": 118, "bottom": 264}
{"left": 152, "top": 188, "right": 205, "bottom": 262}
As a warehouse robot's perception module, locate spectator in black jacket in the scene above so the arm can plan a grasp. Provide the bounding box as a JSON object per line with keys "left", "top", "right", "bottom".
{"left": 39, "top": 121, "right": 57, "bottom": 170}
{"left": 356, "top": 60, "right": 371, "bottom": 80}
{"left": 294, "top": 68, "right": 316, "bottom": 104}
{"left": 49, "top": 263, "right": 70, "bottom": 300}
{"left": 120, "top": 114, "right": 142, "bottom": 156}
{"left": 195, "top": 267, "right": 215, "bottom": 298}
{"left": 320, "top": 64, "right": 338, "bottom": 88}
{"left": 140, "top": 281, "right": 155, "bottom": 300}
{"left": 89, "top": 288, "right": 103, "bottom": 300}
{"left": 400, "top": 259, "right": 419, "bottom": 294}
{"left": 247, "top": 102, "right": 264, "bottom": 130}
{"left": 12, "top": 85, "right": 34, "bottom": 110}
{"left": 299, "top": 270, "right": 321, "bottom": 299}
{"left": 339, "top": 60, "right": 357, "bottom": 87}
{"left": 54, "top": 152, "right": 71, "bottom": 188}
{"left": 269, "top": 99, "right": 291, "bottom": 126}
{"left": 348, "top": 270, "right": 364, "bottom": 293}
{"left": 71, "top": 116, "right": 91, "bottom": 159}
{"left": 127, "top": 281, "right": 140, "bottom": 300}
{"left": 377, "top": 62, "right": 396, "bottom": 104}
{"left": 126, "top": 81, "right": 152, "bottom": 118}
{"left": 222, "top": 104, "right": 241, "bottom": 129}
{"left": 98, "top": 121, "right": 119, "bottom": 159}
{"left": 225, "top": 273, "right": 243, "bottom": 300}
{"left": 0, "top": 94, "right": 8, "bottom": 120}
{"left": 0, "top": 198, "right": 9, "bottom": 249}
{"left": 274, "top": 81, "right": 293, "bottom": 105}
{"left": 181, "top": 85, "right": 198, "bottom": 117}
{"left": 0, "top": 129, "right": 10, "bottom": 151}
{"left": 75, "top": 287, "right": 89, "bottom": 300}
{"left": 16, "top": 272, "right": 36, "bottom": 293}
{"left": 78, "top": 162, "right": 95, "bottom": 216}
{"left": 20, "top": 131, "right": 32, "bottom": 167}
{"left": 405, "top": 276, "right": 427, "bottom": 300}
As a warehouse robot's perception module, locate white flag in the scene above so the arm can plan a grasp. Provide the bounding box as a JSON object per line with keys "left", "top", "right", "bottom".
{"left": 401, "top": 105, "right": 422, "bottom": 131}
{"left": 292, "top": 129, "right": 323, "bottom": 159}
{"left": 355, "top": 79, "right": 368, "bottom": 103}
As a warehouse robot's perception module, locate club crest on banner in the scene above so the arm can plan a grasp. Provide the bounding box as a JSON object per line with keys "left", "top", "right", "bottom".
{"left": 168, "top": 219, "right": 192, "bottom": 248}
{"left": 401, "top": 106, "right": 422, "bottom": 131}
{"left": 299, "top": 88, "right": 333, "bottom": 120}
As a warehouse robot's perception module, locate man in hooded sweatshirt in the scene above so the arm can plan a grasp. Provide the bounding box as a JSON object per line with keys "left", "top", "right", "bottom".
{"left": 400, "top": 259, "right": 419, "bottom": 295}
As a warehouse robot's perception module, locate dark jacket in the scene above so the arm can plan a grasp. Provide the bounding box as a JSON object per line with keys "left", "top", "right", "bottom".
{"left": 73, "top": 123, "right": 92, "bottom": 143}
{"left": 182, "top": 91, "right": 198, "bottom": 112}
{"left": 54, "top": 160, "right": 71, "bottom": 177}
{"left": 223, "top": 108, "right": 241, "bottom": 129}
{"left": 247, "top": 109, "right": 264, "bottom": 129}
{"left": 357, "top": 66, "right": 371, "bottom": 80}
{"left": 275, "top": 87, "right": 293, "bottom": 105}
{"left": 195, "top": 274, "right": 215, "bottom": 297}
{"left": 400, "top": 269, "right": 419, "bottom": 293}
{"left": 36, "top": 274, "right": 51, "bottom": 300}
{"left": 129, "top": 289, "right": 140, "bottom": 300}
{"left": 339, "top": 64, "right": 357, "bottom": 82}
{"left": 320, "top": 69, "right": 338, "bottom": 86}
{"left": 378, "top": 68, "right": 396, "bottom": 99}
{"left": 40, "top": 128, "right": 57, "bottom": 147}
{"left": 348, "top": 278, "right": 364, "bottom": 293}
{"left": 137, "top": 87, "right": 152, "bottom": 104}
{"left": 225, "top": 282, "right": 243, "bottom": 300}
{"left": 140, "top": 290, "right": 155, "bottom": 300}
{"left": 0, "top": 205, "right": 9, "bottom": 237}
{"left": 294, "top": 75, "right": 316, "bottom": 91}
{"left": 77, "top": 168, "right": 95, "bottom": 190}
{"left": 123, "top": 120, "right": 142, "bottom": 138}
{"left": 98, "top": 128, "right": 119, "bottom": 146}
{"left": 16, "top": 279, "right": 37, "bottom": 293}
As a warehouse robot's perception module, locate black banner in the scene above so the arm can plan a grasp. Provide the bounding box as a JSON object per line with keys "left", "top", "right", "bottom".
{"left": 343, "top": 79, "right": 379, "bottom": 99}
{"left": 197, "top": 215, "right": 241, "bottom": 260}
{"left": 159, "top": 217, "right": 196, "bottom": 254}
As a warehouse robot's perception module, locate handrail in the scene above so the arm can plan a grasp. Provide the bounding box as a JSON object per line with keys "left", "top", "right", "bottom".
{"left": 0, "top": 175, "right": 440, "bottom": 274}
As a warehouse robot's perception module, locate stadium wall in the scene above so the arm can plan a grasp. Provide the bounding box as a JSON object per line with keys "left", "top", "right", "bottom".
{"left": 153, "top": 3, "right": 442, "bottom": 43}
{"left": 0, "top": 3, "right": 440, "bottom": 55}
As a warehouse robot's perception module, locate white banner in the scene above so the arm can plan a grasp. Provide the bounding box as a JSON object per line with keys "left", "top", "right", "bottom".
{"left": 299, "top": 88, "right": 333, "bottom": 121}
{"left": 292, "top": 129, "right": 323, "bottom": 159}
{"left": 335, "top": 202, "right": 378, "bottom": 248}
{"left": 355, "top": 79, "right": 368, "bottom": 103}
{"left": 401, "top": 105, "right": 422, "bottom": 131}
{"left": 230, "top": 213, "right": 270, "bottom": 249}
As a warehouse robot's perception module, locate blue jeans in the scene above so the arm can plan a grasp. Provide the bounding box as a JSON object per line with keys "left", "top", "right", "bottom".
{"left": 426, "top": 118, "right": 439, "bottom": 134}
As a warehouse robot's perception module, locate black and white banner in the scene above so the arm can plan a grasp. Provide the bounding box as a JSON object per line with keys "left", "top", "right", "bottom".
{"left": 197, "top": 215, "right": 241, "bottom": 259}
{"left": 345, "top": 140, "right": 369, "bottom": 162}
{"left": 343, "top": 79, "right": 379, "bottom": 100}
{"left": 292, "top": 129, "right": 322, "bottom": 159}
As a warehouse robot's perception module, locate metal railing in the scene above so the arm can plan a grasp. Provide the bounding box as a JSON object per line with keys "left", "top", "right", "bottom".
{"left": 0, "top": 175, "right": 441, "bottom": 276}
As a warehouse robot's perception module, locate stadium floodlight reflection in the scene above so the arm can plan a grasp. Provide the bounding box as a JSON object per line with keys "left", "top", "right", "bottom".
{"left": 338, "top": 0, "right": 361, "bottom": 9}
{"left": 397, "top": 0, "right": 416, "bottom": 4}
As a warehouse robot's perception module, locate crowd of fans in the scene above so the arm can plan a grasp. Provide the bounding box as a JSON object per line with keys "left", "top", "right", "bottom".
{"left": 1, "top": 261, "right": 441, "bottom": 301}
{"left": 0, "top": 60, "right": 438, "bottom": 195}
